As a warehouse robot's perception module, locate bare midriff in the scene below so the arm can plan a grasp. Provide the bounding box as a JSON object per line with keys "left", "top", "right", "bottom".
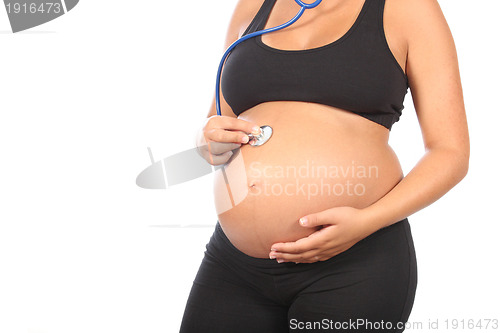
{"left": 213, "top": 101, "right": 403, "bottom": 258}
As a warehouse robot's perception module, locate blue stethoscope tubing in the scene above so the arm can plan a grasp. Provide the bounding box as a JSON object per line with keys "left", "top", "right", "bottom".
{"left": 215, "top": 0, "right": 323, "bottom": 116}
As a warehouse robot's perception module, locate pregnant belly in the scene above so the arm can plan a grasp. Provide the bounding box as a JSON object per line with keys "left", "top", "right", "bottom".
{"left": 213, "top": 102, "right": 403, "bottom": 258}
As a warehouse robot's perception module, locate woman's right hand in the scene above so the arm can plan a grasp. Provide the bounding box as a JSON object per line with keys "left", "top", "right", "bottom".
{"left": 197, "top": 115, "right": 261, "bottom": 166}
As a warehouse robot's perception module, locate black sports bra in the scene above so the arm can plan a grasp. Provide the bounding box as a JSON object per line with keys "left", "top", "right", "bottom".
{"left": 220, "top": 0, "right": 409, "bottom": 130}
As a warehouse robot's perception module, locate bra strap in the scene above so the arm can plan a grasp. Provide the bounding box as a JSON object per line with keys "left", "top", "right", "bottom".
{"left": 242, "top": 0, "right": 277, "bottom": 36}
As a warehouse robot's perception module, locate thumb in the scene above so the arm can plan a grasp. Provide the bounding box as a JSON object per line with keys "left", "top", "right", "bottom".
{"left": 299, "top": 207, "right": 342, "bottom": 228}
{"left": 299, "top": 211, "right": 325, "bottom": 228}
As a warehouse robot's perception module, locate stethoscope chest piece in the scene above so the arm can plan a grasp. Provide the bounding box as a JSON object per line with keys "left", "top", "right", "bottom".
{"left": 248, "top": 125, "right": 273, "bottom": 147}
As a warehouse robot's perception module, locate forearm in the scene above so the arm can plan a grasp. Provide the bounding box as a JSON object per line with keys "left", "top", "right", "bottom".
{"left": 363, "top": 146, "right": 469, "bottom": 230}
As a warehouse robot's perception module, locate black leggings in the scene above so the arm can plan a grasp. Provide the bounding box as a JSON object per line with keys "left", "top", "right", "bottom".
{"left": 180, "top": 219, "right": 417, "bottom": 333}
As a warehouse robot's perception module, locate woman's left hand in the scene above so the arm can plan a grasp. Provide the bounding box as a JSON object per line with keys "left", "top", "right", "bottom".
{"left": 269, "top": 206, "right": 379, "bottom": 264}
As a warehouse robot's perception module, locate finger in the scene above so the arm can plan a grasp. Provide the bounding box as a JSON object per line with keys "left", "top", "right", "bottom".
{"left": 205, "top": 127, "right": 251, "bottom": 144}
{"left": 207, "top": 150, "right": 233, "bottom": 165}
{"left": 271, "top": 228, "right": 331, "bottom": 254}
{"left": 270, "top": 237, "right": 321, "bottom": 255}
{"left": 197, "top": 145, "right": 232, "bottom": 166}
{"left": 207, "top": 116, "right": 261, "bottom": 135}
{"left": 273, "top": 249, "right": 322, "bottom": 263}
{"left": 299, "top": 207, "right": 341, "bottom": 228}
{"left": 207, "top": 141, "right": 241, "bottom": 155}
{"left": 278, "top": 251, "right": 338, "bottom": 264}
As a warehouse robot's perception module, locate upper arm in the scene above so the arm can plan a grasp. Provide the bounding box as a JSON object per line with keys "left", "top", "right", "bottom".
{"left": 206, "top": 0, "right": 265, "bottom": 118}
{"left": 403, "top": 0, "right": 469, "bottom": 159}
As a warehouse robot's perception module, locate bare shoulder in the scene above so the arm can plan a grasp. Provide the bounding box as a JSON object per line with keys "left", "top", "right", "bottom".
{"left": 224, "top": 0, "right": 266, "bottom": 45}
{"left": 384, "top": 0, "right": 458, "bottom": 87}
{"left": 385, "top": 0, "right": 453, "bottom": 45}
{"left": 231, "top": 0, "right": 265, "bottom": 25}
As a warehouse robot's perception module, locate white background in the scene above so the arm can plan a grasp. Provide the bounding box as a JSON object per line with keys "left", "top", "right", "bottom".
{"left": 0, "top": 1, "right": 498, "bottom": 332}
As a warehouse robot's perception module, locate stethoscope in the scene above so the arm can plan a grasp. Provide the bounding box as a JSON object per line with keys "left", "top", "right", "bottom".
{"left": 215, "top": 0, "right": 323, "bottom": 147}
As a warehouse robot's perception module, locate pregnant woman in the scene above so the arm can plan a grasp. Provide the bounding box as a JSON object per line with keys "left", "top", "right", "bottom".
{"left": 181, "top": 0, "right": 469, "bottom": 332}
